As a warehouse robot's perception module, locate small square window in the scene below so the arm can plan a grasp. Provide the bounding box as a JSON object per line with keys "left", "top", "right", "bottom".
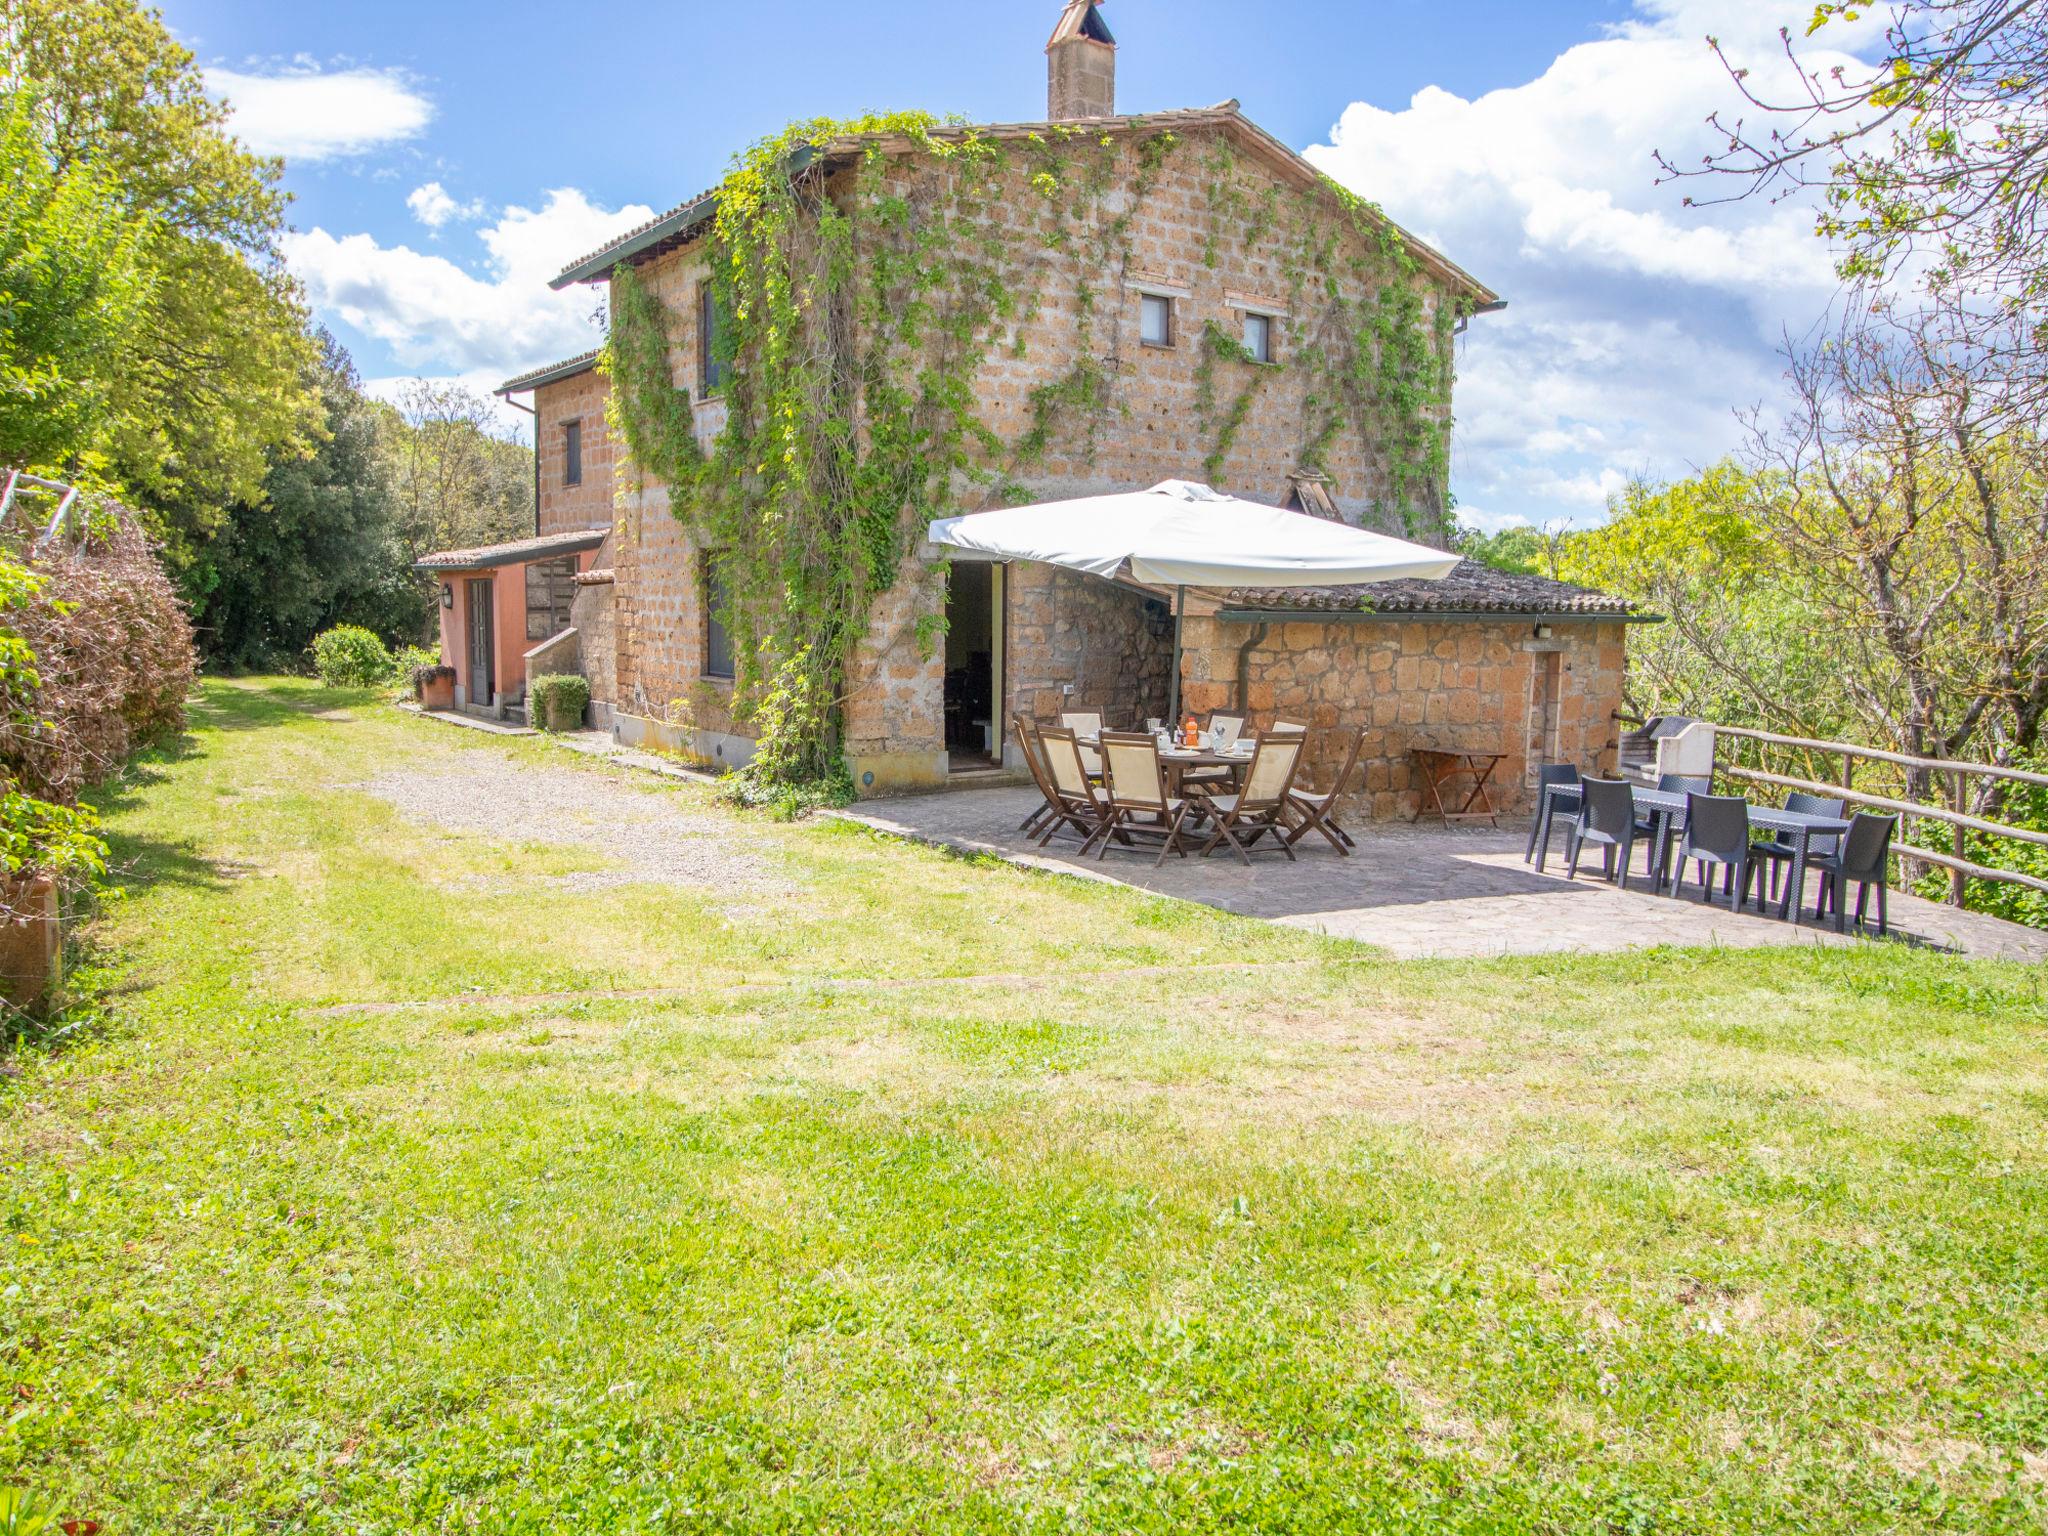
{"left": 1243, "top": 312, "right": 1274, "bottom": 365}
{"left": 1139, "top": 293, "right": 1174, "bottom": 348}
{"left": 562, "top": 419, "right": 583, "bottom": 487}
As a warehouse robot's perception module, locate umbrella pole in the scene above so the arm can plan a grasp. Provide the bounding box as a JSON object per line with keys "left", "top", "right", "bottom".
{"left": 1169, "top": 584, "right": 1185, "bottom": 726}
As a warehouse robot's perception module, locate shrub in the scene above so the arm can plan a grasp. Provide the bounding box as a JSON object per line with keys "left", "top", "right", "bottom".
{"left": 389, "top": 643, "right": 438, "bottom": 684}
{"left": 0, "top": 494, "right": 197, "bottom": 806}
{"left": 311, "top": 626, "right": 392, "bottom": 688}
{"left": 528, "top": 673, "right": 589, "bottom": 733}
{"left": 410, "top": 662, "right": 457, "bottom": 690}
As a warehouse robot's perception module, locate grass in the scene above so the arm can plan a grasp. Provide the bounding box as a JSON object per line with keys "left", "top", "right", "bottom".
{"left": 1, "top": 676, "right": 2045, "bottom": 1532}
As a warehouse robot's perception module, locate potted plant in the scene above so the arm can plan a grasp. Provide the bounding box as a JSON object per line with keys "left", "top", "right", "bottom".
{"left": 529, "top": 673, "right": 590, "bottom": 733}
{"left": 412, "top": 663, "right": 457, "bottom": 710}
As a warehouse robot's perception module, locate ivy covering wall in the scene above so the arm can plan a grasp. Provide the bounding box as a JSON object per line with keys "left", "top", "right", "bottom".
{"left": 604, "top": 114, "right": 1470, "bottom": 795}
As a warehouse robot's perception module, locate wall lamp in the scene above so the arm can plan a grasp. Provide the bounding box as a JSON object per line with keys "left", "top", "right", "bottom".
{"left": 441, "top": 584, "right": 455, "bottom": 608}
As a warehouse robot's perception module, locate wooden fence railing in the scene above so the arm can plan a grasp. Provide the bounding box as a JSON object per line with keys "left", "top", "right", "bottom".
{"left": 1623, "top": 717, "right": 2048, "bottom": 908}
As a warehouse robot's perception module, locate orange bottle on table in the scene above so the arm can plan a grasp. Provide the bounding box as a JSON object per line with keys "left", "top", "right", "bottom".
{"left": 1181, "top": 714, "right": 1198, "bottom": 747}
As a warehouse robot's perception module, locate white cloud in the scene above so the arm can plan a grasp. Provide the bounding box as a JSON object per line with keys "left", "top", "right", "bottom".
{"left": 407, "top": 181, "right": 485, "bottom": 231}
{"left": 1306, "top": 0, "right": 1882, "bottom": 528}
{"left": 207, "top": 61, "right": 434, "bottom": 162}
{"left": 284, "top": 187, "right": 656, "bottom": 379}
{"left": 1453, "top": 505, "right": 1531, "bottom": 536}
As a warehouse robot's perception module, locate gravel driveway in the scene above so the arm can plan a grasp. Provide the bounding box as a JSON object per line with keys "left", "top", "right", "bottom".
{"left": 355, "top": 753, "right": 791, "bottom": 903}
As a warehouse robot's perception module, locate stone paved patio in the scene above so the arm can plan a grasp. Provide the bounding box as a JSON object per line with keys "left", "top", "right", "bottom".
{"left": 842, "top": 786, "right": 2048, "bottom": 962}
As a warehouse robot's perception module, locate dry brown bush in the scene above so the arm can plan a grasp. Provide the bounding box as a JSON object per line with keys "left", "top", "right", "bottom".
{"left": 0, "top": 492, "right": 197, "bottom": 804}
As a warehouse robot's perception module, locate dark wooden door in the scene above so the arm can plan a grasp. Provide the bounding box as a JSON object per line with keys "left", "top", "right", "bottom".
{"left": 465, "top": 579, "right": 495, "bottom": 705}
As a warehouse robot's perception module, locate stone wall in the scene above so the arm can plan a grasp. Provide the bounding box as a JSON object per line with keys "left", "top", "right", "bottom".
{"left": 1179, "top": 613, "right": 1629, "bottom": 819}
{"left": 1005, "top": 563, "right": 1173, "bottom": 731}
{"left": 569, "top": 569, "right": 616, "bottom": 727}
{"left": 842, "top": 560, "right": 950, "bottom": 790}
{"left": 535, "top": 368, "right": 617, "bottom": 536}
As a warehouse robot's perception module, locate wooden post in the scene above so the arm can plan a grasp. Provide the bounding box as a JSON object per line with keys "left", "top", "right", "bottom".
{"left": 1951, "top": 768, "right": 1968, "bottom": 907}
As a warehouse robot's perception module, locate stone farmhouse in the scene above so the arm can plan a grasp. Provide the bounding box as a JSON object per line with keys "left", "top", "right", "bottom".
{"left": 419, "top": 1, "right": 1642, "bottom": 817}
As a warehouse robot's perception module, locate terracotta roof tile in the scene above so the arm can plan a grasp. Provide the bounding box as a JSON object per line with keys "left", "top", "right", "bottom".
{"left": 1222, "top": 560, "right": 1635, "bottom": 617}
{"left": 414, "top": 528, "right": 608, "bottom": 572}
{"left": 496, "top": 349, "right": 602, "bottom": 395}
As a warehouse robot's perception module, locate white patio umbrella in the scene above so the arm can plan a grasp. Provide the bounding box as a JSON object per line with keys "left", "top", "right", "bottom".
{"left": 928, "top": 479, "right": 1460, "bottom": 723}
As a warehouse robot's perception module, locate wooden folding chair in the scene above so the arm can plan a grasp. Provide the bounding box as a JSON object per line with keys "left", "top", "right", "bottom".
{"left": 1096, "top": 730, "right": 1198, "bottom": 866}
{"left": 1035, "top": 725, "right": 1115, "bottom": 850}
{"left": 1014, "top": 715, "right": 1056, "bottom": 835}
{"left": 1059, "top": 709, "right": 1104, "bottom": 777}
{"left": 1286, "top": 727, "right": 1364, "bottom": 854}
{"left": 1196, "top": 731, "right": 1307, "bottom": 864}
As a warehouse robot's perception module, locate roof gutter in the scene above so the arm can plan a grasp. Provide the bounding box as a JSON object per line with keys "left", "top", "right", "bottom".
{"left": 1214, "top": 607, "right": 1661, "bottom": 625}
{"left": 498, "top": 393, "right": 539, "bottom": 537}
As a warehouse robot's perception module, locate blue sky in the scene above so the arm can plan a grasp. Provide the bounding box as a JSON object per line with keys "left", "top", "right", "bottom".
{"left": 168, "top": 0, "right": 1872, "bottom": 530}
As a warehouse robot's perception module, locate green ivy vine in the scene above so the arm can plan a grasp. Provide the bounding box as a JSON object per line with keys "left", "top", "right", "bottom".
{"left": 602, "top": 114, "right": 1466, "bottom": 793}
{"left": 1198, "top": 138, "right": 1465, "bottom": 539}
{"left": 1194, "top": 320, "right": 1271, "bottom": 485}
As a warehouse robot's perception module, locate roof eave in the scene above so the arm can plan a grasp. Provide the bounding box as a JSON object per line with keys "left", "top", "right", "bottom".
{"left": 551, "top": 192, "right": 720, "bottom": 290}
{"left": 494, "top": 352, "right": 602, "bottom": 396}
{"left": 1214, "top": 606, "right": 1655, "bottom": 624}
{"left": 548, "top": 106, "right": 1504, "bottom": 308}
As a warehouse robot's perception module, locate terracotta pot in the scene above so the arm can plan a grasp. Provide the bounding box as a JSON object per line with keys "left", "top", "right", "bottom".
{"left": 0, "top": 872, "right": 61, "bottom": 1014}
{"left": 419, "top": 673, "right": 456, "bottom": 710}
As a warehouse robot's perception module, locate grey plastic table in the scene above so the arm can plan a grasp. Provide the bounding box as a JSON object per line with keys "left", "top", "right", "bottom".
{"left": 1535, "top": 782, "right": 1851, "bottom": 921}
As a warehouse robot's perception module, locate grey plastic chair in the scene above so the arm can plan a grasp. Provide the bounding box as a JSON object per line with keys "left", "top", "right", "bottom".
{"left": 1526, "top": 762, "right": 1582, "bottom": 864}
{"left": 1748, "top": 792, "right": 1845, "bottom": 903}
{"left": 1675, "top": 792, "right": 1759, "bottom": 909}
{"left": 1811, "top": 813, "right": 1897, "bottom": 935}
{"left": 1567, "top": 778, "right": 1638, "bottom": 890}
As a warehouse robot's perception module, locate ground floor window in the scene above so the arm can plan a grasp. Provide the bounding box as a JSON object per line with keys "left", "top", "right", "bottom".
{"left": 703, "top": 554, "right": 735, "bottom": 680}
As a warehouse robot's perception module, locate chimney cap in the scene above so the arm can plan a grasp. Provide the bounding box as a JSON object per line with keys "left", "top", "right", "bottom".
{"left": 1048, "top": 1, "right": 1116, "bottom": 50}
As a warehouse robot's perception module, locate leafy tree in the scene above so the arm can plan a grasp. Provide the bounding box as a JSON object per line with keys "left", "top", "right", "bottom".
{"left": 1747, "top": 304, "right": 2048, "bottom": 798}
{"left": 0, "top": 0, "right": 318, "bottom": 566}
{"left": 192, "top": 332, "right": 429, "bottom": 669}
{"left": 384, "top": 379, "right": 532, "bottom": 561}
{"left": 1559, "top": 463, "right": 1851, "bottom": 736}
{"left": 1457, "top": 522, "right": 1563, "bottom": 578}
{"left": 0, "top": 88, "right": 154, "bottom": 471}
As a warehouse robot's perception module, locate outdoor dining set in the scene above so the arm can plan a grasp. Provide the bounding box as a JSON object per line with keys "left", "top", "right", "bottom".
{"left": 1013, "top": 711, "right": 1362, "bottom": 866}
{"left": 1526, "top": 766, "right": 1901, "bottom": 935}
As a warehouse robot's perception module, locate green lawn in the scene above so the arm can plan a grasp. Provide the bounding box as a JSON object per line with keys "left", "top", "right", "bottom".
{"left": 3, "top": 677, "right": 2045, "bottom": 1532}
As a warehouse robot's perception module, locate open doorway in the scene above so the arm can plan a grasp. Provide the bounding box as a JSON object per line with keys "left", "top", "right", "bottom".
{"left": 944, "top": 561, "right": 1003, "bottom": 771}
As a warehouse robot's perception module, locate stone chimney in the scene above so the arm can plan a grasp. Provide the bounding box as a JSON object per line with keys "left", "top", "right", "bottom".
{"left": 1047, "top": 1, "right": 1116, "bottom": 120}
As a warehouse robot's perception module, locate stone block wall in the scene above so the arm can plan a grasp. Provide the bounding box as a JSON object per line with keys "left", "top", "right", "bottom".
{"left": 1179, "top": 614, "right": 1629, "bottom": 819}
{"left": 857, "top": 127, "right": 1451, "bottom": 532}
{"left": 842, "top": 560, "right": 949, "bottom": 790}
{"left": 1005, "top": 563, "right": 1173, "bottom": 731}
{"left": 569, "top": 569, "right": 616, "bottom": 727}
{"left": 535, "top": 368, "right": 618, "bottom": 536}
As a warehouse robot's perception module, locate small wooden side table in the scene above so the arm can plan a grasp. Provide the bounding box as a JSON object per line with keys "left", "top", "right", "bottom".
{"left": 1410, "top": 749, "right": 1507, "bottom": 827}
